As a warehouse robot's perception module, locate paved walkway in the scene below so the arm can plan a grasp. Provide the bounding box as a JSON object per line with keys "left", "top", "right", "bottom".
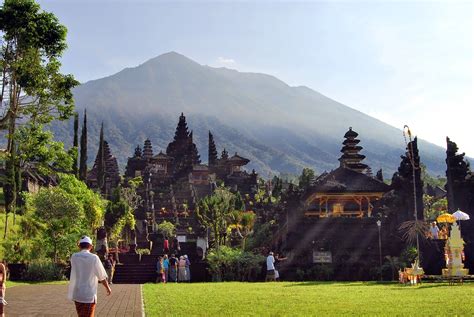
{"left": 4, "top": 284, "right": 143, "bottom": 317}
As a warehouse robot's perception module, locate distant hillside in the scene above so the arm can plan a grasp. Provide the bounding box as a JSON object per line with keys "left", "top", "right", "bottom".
{"left": 52, "top": 52, "right": 447, "bottom": 178}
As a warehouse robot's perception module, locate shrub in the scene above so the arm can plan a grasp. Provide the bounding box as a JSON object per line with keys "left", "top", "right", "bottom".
{"left": 156, "top": 221, "right": 176, "bottom": 238}
{"left": 305, "top": 264, "right": 334, "bottom": 281}
{"left": 22, "top": 259, "right": 66, "bottom": 281}
{"left": 136, "top": 248, "right": 150, "bottom": 255}
{"left": 207, "top": 246, "right": 265, "bottom": 282}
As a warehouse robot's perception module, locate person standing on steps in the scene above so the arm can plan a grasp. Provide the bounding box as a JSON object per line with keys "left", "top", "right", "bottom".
{"left": 163, "top": 237, "right": 169, "bottom": 254}
{"left": 68, "top": 236, "right": 112, "bottom": 317}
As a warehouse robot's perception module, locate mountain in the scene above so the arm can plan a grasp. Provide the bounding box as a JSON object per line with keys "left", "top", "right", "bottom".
{"left": 53, "top": 52, "right": 447, "bottom": 178}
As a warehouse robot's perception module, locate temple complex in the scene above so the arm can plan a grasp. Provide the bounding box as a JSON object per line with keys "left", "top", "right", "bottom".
{"left": 122, "top": 113, "right": 258, "bottom": 249}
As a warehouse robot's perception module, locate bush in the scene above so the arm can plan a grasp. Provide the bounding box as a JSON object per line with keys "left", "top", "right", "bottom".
{"left": 22, "top": 259, "right": 66, "bottom": 281}
{"left": 305, "top": 264, "right": 334, "bottom": 281}
{"left": 206, "top": 246, "right": 265, "bottom": 282}
{"left": 136, "top": 248, "right": 150, "bottom": 255}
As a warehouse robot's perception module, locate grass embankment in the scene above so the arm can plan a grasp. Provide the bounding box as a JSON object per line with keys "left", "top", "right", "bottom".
{"left": 143, "top": 281, "right": 474, "bottom": 316}
{"left": 6, "top": 280, "right": 68, "bottom": 288}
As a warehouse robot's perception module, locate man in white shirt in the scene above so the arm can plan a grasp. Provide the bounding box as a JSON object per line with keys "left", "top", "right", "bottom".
{"left": 430, "top": 222, "right": 440, "bottom": 240}
{"left": 68, "top": 236, "right": 111, "bottom": 317}
{"left": 265, "top": 251, "right": 276, "bottom": 282}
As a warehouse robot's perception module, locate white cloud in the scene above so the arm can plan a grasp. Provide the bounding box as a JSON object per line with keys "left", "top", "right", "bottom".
{"left": 215, "top": 56, "right": 236, "bottom": 67}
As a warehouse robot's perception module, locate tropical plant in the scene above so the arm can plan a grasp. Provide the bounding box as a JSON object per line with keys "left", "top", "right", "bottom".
{"left": 398, "top": 220, "right": 429, "bottom": 248}
{"left": 156, "top": 220, "right": 176, "bottom": 238}
{"left": 196, "top": 187, "right": 236, "bottom": 252}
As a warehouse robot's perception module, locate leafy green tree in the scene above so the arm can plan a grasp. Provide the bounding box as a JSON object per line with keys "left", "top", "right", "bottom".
{"left": 57, "top": 174, "right": 106, "bottom": 232}
{"left": 15, "top": 124, "right": 75, "bottom": 174}
{"left": 423, "top": 194, "right": 448, "bottom": 221}
{"left": 228, "top": 211, "right": 256, "bottom": 250}
{"left": 298, "top": 167, "right": 316, "bottom": 190}
{"left": 196, "top": 187, "right": 236, "bottom": 252}
{"left": 156, "top": 220, "right": 176, "bottom": 238}
{"left": 29, "top": 187, "right": 83, "bottom": 262}
{"left": 0, "top": 0, "right": 78, "bottom": 236}
{"left": 21, "top": 174, "right": 106, "bottom": 263}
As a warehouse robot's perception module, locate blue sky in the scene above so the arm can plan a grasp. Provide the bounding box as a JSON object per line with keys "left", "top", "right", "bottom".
{"left": 39, "top": 0, "right": 473, "bottom": 156}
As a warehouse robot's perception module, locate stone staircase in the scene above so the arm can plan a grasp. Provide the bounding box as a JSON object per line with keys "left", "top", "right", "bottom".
{"left": 112, "top": 246, "right": 202, "bottom": 284}
{"left": 113, "top": 254, "right": 160, "bottom": 284}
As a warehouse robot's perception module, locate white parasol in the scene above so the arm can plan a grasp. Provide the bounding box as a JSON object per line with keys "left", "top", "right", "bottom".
{"left": 452, "top": 209, "right": 470, "bottom": 221}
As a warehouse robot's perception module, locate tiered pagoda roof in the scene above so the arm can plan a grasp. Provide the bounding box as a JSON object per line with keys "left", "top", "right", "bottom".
{"left": 143, "top": 139, "right": 153, "bottom": 159}
{"left": 309, "top": 167, "right": 390, "bottom": 193}
{"left": 338, "top": 127, "right": 368, "bottom": 173}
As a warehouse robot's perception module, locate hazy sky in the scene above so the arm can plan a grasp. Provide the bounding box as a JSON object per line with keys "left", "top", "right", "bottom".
{"left": 38, "top": 0, "right": 473, "bottom": 156}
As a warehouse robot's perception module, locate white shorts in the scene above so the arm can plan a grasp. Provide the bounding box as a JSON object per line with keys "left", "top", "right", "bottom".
{"left": 274, "top": 270, "right": 279, "bottom": 279}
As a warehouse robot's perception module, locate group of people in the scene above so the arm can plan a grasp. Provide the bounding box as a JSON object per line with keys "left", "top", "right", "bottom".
{"left": 156, "top": 254, "right": 191, "bottom": 283}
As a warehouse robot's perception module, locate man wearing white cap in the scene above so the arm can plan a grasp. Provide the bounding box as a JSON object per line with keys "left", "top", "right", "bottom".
{"left": 68, "top": 236, "right": 112, "bottom": 317}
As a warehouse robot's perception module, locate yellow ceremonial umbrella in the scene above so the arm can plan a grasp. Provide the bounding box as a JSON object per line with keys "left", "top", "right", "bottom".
{"left": 436, "top": 213, "right": 456, "bottom": 223}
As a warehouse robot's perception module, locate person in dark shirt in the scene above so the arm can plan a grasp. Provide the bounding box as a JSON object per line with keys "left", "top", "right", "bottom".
{"left": 169, "top": 254, "right": 178, "bottom": 283}
{"left": 171, "top": 237, "right": 180, "bottom": 254}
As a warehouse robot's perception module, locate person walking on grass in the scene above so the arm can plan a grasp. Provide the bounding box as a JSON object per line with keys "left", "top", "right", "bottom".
{"left": 178, "top": 256, "right": 187, "bottom": 282}
{"left": 68, "top": 236, "right": 112, "bottom": 317}
{"left": 0, "top": 261, "right": 7, "bottom": 317}
{"left": 163, "top": 254, "right": 169, "bottom": 283}
{"left": 265, "top": 251, "right": 276, "bottom": 282}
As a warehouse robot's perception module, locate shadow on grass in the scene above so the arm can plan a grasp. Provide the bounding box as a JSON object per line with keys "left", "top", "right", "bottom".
{"left": 283, "top": 281, "right": 457, "bottom": 289}
{"left": 283, "top": 281, "right": 388, "bottom": 287}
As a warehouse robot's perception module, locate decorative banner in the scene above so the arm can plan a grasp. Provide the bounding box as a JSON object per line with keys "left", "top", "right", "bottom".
{"left": 313, "top": 251, "right": 332, "bottom": 263}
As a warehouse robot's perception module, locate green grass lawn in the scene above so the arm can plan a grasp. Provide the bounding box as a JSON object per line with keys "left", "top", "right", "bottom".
{"left": 143, "top": 281, "right": 474, "bottom": 316}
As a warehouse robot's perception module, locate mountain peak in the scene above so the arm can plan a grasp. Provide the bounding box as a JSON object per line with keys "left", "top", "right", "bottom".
{"left": 141, "top": 51, "right": 199, "bottom": 68}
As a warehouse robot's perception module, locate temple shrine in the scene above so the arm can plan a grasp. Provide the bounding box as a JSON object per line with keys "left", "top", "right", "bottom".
{"left": 303, "top": 128, "right": 389, "bottom": 218}
{"left": 279, "top": 128, "right": 393, "bottom": 280}
{"left": 443, "top": 222, "right": 469, "bottom": 278}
